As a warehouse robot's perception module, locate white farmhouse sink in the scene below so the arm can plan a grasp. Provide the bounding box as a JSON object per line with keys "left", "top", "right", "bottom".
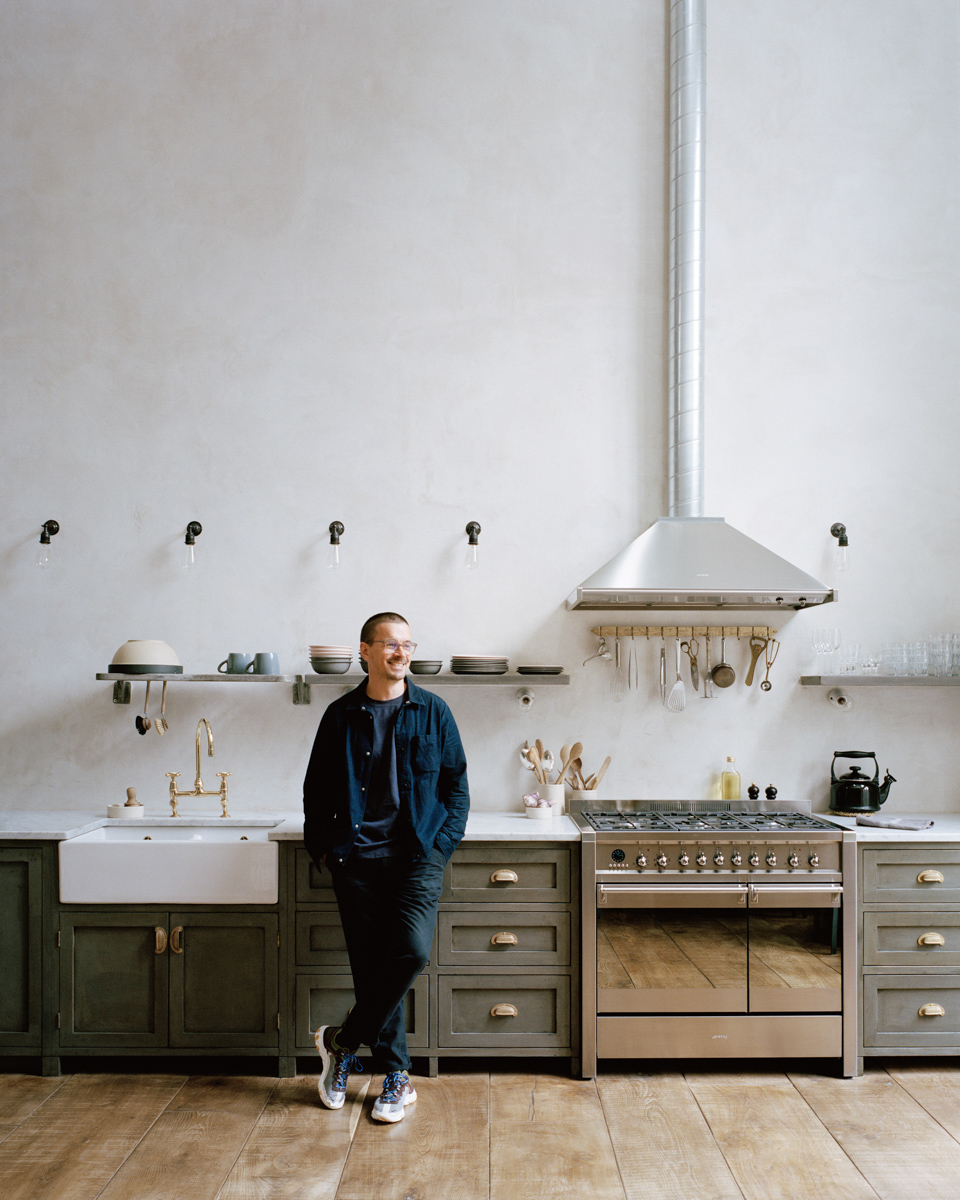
{"left": 59, "top": 824, "right": 279, "bottom": 904}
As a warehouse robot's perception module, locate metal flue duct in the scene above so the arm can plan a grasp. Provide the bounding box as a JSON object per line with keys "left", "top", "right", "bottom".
{"left": 567, "top": 0, "right": 833, "bottom": 612}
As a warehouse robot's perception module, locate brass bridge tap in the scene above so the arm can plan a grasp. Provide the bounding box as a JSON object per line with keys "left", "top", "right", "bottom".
{"left": 166, "top": 718, "right": 231, "bottom": 817}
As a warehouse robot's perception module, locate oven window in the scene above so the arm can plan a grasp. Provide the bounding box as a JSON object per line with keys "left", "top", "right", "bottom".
{"left": 748, "top": 908, "right": 841, "bottom": 1013}
{"left": 598, "top": 908, "right": 749, "bottom": 1013}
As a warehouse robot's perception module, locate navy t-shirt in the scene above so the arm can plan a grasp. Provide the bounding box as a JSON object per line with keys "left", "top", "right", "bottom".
{"left": 354, "top": 692, "right": 406, "bottom": 858}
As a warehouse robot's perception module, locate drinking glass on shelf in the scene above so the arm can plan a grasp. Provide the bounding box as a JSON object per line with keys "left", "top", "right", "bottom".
{"left": 860, "top": 650, "right": 881, "bottom": 676}
{"left": 837, "top": 644, "right": 861, "bottom": 675}
{"left": 881, "top": 643, "right": 905, "bottom": 676}
{"left": 813, "top": 628, "right": 841, "bottom": 674}
{"left": 907, "top": 641, "right": 929, "bottom": 677}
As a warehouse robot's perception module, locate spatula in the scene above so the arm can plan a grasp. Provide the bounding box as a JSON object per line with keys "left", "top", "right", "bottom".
{"left": 666, "top": 638, "right": 686, "bottom": 712}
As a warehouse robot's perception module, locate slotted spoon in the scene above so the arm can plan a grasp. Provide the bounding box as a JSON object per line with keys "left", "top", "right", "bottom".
{"left": 666, "top": 637, "right": 686, "bottom": 712}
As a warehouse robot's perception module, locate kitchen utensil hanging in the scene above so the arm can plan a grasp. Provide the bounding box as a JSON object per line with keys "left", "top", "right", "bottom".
{"left": 702, "top": 634, "right": 715, "bottom": 698}
{"left": 681, "top": 637, "right": 700, "bottom": 692}
{"left": 760, "top": 639, "right": 781, "bottom": 691}
{"left": 745, "top": 635, "right": 769, "bottom": 687}
{"left": 611, "top": 633, "right": 626, "bottom": 703}
{"left": 135, "top": 682, "right": 152, "bottom": 735}
{"left": 666, "top": 638, "right": 686, "bottom": 712}
{"left": 712, "top": 636, "right": 736, "bottom": 689}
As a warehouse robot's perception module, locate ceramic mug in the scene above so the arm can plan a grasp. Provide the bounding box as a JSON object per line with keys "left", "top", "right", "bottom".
{"left": 246, "top": 652, "right": 280, "bottom": 675}
{"left": 218, "top": 653, "right": 254, "bottom": 674}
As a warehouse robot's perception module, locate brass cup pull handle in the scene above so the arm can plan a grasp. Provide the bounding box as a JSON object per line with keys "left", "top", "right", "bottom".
{"left": 918, "top": 932, "right": 946, "bottom": 947}
{"left": 490, "top": 932, "right": 518, "bottom": 946}
{"left": 918, "top": 870, "right": 945, "bottom": 884}
{"left": 490, "top": 870, "right": 519, "bottom": 884}
{"left": 170, "top": 926, "right": 183, "bottom": 954}
{"left": 490, "top": 1003, "right": 519, "bottom": 1018}
{"left": 919, "top": 1003, "right": 946, "bottom": 1018}
{"left": 154, "top": 927, "right": 167, "bottom": 955}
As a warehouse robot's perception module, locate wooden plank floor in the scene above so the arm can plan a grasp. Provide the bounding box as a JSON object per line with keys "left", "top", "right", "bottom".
{"left": 2, "top": 1063, "right": 960, "bottom": 1199}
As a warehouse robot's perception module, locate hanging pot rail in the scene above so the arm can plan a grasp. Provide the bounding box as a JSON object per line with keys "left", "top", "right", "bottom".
{"left": 591, "top": 625, "right": 777, "bottom": 640}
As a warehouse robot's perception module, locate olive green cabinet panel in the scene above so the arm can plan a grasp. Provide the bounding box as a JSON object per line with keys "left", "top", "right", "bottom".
{"left": 294, "top": 849, "right": 336, "bottom": 904}
{"left": 438, "top": 910, "right": 570, "bottom": 968}
{"left": 294, "top": 973, "right": 428, "bottom": 1053}
{"left": 294, "top": 911, "right": 351, "bottom": 969}
{"left": 863, "top": 973, "right": 960, "bottom": 1047}
{"left": 59, "top": 912, "right": 168, "bottom": 1049}
{"left": 861, "top": 850, "right": 960, "bottom": 906}
{"left": 169, "top": 913, "right": 278, "bottom": 1049}
{"left": 438, "top": 974, "right": 570, "bottom": 1048}
{"left": 60, "top": 911, "right": 278, "bottom": 1050}
{"left": 442, "top": 847, "right": 571, "bottom": 905}
{"left": 0, "top": 848, "right": 43, "bottom": 1049}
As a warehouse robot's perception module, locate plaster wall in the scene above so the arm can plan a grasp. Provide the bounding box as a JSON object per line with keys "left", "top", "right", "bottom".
{"left": 2, "top": 1, "right": 958, "bottom": 816}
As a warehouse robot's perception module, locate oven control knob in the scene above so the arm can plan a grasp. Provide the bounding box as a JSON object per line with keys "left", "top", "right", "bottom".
{"left": 714, "top": 851, "right": 725, "bottom": 866}
{"left": 696, "top": 851, "right": 707, "bottom": 868}
{"left": 808, "top": 852, "right": 820, "bottom": 868}
{"left": 766, "top": 851, "right": 777, "bottom": 867}
{"left": 636, "top": 853, "right": 647, "bottom": 868}
{"left": 731, "top": 851, "right": 743, "bottom": 867}
{"left": 678, "top": 851, "right": 690, "bottom": 867}
{"left": 749, "top": 852, "right": 760, "bottom": 868}
{"left": 611, "top": 849, "right": 626, "bottom": 864}
{"left": 788, "top": 853, "right": 800, "bottom": 869}
{"left": 656, "top": 852, "right": 668, "bottom": 869}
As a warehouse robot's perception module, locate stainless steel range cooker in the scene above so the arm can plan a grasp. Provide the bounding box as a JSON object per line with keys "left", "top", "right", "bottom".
{"left": 573, "top": 800, "right": 857, "bottom": 1078}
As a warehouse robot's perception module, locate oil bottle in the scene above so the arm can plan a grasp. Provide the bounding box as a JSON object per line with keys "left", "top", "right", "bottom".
{"left": 721, "top": 756, "right": 741, "bottom": 801}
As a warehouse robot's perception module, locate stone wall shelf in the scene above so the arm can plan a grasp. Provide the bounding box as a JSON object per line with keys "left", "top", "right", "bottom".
{"left": 96, "top": 672, "right": 296, "bottom": 705}
{"left": 800, "top": 676, "right": 960, "bottom": 687}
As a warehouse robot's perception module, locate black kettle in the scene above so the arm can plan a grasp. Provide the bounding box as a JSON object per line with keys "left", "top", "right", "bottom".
{"left": 830, "top": 751, "right": 896, "bottom": 813}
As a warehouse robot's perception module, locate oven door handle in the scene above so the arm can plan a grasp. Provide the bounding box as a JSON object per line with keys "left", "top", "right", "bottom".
{"left": 597, "top": 884, "right": 748, "bottom": 907}
{"left": 748, "top": 884, "right": 843, "bottom": 908}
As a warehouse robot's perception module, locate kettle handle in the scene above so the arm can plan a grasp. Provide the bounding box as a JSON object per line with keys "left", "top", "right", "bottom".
{"left": 831, "top": 751, "right": 879, "bottom": 783}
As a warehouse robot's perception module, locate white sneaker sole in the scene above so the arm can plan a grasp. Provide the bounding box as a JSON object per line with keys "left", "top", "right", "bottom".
{"left": 371, "top": 1086, "right": 417, "bottom": 1123}
{"left": 315, "top": 1026, "right": 346, "bottom": 1110}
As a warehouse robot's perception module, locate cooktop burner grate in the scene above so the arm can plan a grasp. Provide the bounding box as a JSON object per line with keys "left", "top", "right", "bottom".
{"left": 581, "top": 810, "right": 839, "bottom": 834}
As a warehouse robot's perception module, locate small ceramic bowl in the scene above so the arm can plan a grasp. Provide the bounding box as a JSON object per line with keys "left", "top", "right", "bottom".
{"left": 310, "top": 658, "right": 351, "bottom": 674}
{"left": 410, "top": 661, "right": 442, "bottom": 675}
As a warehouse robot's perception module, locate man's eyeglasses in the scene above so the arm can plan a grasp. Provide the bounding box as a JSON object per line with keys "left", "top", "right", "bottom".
{"left": 368, "top": 640, "right": 418, "bottom": 655}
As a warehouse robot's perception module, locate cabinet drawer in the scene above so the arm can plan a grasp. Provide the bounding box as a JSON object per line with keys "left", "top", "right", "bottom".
{"left": 438, "top": 911, "right": 570, "bottom": 968}
{"left": 295, "top": 911, "right": 351, "bottom": 968}
{"left": 294, "top": 848, "right": 336, "bottom": 904}
{"left": 443, "top": 847, "right": 570, "bottom": 904}
{"left": 863, "top": 974, "right": 960, "bottom": 1047}
{"left": 294, "top": 973, "right": 429, "bottom": 1052}
{"left": 861, "top": 850, "right": 960, "bottom": 905}
{"left": 863, "top": 912, "right": 960, "bottom": 967}
{"left": 438, "top": 975, "right": 570, "bottom": 1048}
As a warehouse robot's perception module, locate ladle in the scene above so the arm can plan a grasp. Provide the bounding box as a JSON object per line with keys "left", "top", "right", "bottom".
{"left": 712, "top": 636, "right": 736, "bottom": 689}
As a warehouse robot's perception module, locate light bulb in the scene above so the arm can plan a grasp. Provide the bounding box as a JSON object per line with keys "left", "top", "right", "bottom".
{"left": 36, "top": 544, "right": 51, "bottom": 570}
{"left": 326, "top": 542, "right": 341, "bottom": 570}
{"left": 464, "top": 543, "right": 479, "bottom": 570}
{"left": 836, "top": 544, "right": 849, "bottom": 572}
{"left": 182, "top": 543, "right": 196, "bottom": 570}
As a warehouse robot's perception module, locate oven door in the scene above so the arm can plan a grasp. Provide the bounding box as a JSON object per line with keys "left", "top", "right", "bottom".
{"left": 597, "top": 884, "right": 749, "bottom": 1014}
{"left": 746, "top": 883, "right": 843, "bottom": 1013}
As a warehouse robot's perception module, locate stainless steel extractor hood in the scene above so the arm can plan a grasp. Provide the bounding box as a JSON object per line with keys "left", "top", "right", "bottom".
{"left": 567, "top": 517, "right": 832, "bottom": 610}
{"left": 567, "top": 0, "right": 834, "bottom": 613}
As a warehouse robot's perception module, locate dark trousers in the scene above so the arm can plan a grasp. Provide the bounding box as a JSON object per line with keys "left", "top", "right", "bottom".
{"left": 331, "top": 849, "right": 445, "bottom": 1072}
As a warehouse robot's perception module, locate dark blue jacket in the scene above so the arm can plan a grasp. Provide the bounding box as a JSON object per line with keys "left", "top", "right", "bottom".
{"left": 302, "top": 679, "right": 470, "bottom": 867}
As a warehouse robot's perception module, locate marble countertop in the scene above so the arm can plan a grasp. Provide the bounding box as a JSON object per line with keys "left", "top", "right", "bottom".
{"left": 823, "top": 813, "right": 960, "bottom": 842}
{"left": 0, "top": 809, "right": 579, "bottom": 842}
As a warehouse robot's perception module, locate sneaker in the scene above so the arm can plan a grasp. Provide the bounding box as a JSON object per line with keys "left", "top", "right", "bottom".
{"left": 315, "top": 1025, "right": 362, "bottom": 1110}
{"left": 371, "top": 1071, "right": 417, "bottom": 1123}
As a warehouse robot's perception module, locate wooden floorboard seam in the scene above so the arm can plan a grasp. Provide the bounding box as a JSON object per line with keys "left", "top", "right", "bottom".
{"left": 210, "top": 1078, "right": 281, "bottom": 1200}
{"left": 679, "top": 1081, "right": 748, "bottom": 1200}
{"left": 784, "top": 1074, "right": 882, "bottom": 1200}
{"left": 883, "top": 1066, "right": 960, "bottom": 1150}
{"left": 595, "top": 1078, "right": 648, "bottom": 1200}
{"left": 87, "top": 1076, "right": 193, "bottom": 1200}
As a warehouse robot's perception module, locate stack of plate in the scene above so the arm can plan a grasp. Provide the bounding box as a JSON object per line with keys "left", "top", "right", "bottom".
{"left": 309, "top": 645, "right": 353, "bottom": 674}
{"left": 450, "top": 654, "right": 509, "bottom": 676}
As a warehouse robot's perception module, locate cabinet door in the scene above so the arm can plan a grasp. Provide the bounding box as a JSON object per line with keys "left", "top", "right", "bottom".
{"left": 59, "top": 912, "right": 168, "bottom": 1048}
{"left": 0, "top": 848, "right": 42, "bottom": 1048}
{"left": 169, "top": 913, "right": 278, "bottom": 1049}
{"left": 293, "top": 973, "right": 429, "bottom": 1052}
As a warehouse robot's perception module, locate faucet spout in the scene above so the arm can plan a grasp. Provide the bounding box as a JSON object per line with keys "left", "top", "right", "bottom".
{"left": 195, "top": 718, "right": 214, "bottom": 791}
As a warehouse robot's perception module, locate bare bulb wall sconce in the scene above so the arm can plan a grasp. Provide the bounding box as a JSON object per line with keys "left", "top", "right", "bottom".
{"left": 327, "top": 521, "right": 344, "bottom": 569}
{"left": 37, "top": 520, "right": 59, "bottom": 570}
{"left": 183, "top": 521, "right": 202, "bottom": 571}
{"left": 464, "top": 521, "right": 481, "bottom": 570}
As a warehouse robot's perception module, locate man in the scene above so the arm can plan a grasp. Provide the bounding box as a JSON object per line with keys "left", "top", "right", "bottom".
{"left": 302, "top": 611, "right": 469, "bottom": 1123}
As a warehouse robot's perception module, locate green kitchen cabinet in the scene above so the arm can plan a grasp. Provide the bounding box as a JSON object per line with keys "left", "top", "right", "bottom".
{"left": 59, "top": 910, "right": 278, "bottom": 1051}
{"left": 0, "top": 847, "right": 44, "bottom": 1050}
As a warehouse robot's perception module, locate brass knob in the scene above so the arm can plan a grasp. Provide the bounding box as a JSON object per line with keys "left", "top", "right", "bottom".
{"left": 918, "top": 932, "right": 946, "bottom": 947}
{"left": 918, "top": 870, "right": 945, "bottom": 884}
{"left": 918, "top": 1003, "right": 946, "bottom": 1018}
{"left": 490, "top": 1003, "right": 519, "bottom": 1018}
{"left": 154, "top": 927, "right": 167, "bottom": 955}
{"left": 490, "top": 869, "right": 519, "bottom": 884}
{"left": 490, "top": 932, "right": 518, "bottom": 946}
{"left": 170, "top": 925, "right": 183, "bottom": 954}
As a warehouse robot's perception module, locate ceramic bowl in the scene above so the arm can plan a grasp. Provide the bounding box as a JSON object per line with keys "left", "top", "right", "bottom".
{"left": 310, "top": 658, "right": 351, "bottom": 674}
{"left": 109, "top": 640, "right": 183, "bottom": 673}
{"left": 410, "top": 661, "right": 442, "bottom": 674}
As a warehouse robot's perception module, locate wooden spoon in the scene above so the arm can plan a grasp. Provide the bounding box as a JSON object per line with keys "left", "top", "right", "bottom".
{"left": 585, "top": 756, "right": 611, "bottom": 791}
{"left": 527, "top": 743, "right": 545, "bottom": 785}
{"left": 556, "top": 741, "right": 582, "bottom": 786}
